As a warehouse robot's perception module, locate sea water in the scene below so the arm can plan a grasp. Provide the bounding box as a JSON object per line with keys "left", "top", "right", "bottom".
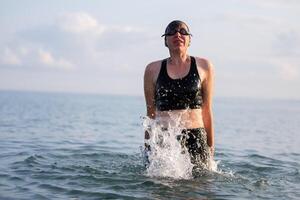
{"left": 0, "top": 90, "right": 299, "bottom": 199}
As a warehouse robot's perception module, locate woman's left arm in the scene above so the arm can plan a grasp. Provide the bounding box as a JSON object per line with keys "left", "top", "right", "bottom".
{"left": 201, "top": 59, "right": 215, "bottom": 156}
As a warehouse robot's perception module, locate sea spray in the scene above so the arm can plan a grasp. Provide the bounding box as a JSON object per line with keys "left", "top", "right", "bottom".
{"left": 142, "top": 116, "right": 194, "bottom": 179}
{"left": 142, "top": 114, "right": 220, "bottom": 179}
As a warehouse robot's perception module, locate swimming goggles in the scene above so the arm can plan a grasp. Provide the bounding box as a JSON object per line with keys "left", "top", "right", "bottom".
{"left": 161, "top": 28, "right": 192, "bottom": 37}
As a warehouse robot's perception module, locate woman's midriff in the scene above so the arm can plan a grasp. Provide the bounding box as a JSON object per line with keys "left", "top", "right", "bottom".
{"left": 155, "top": 108, "right": 204, "bottom": 129}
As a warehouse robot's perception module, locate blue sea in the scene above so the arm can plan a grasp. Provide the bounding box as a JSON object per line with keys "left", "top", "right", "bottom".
{"left": 0, "top": 90, "right": 299, "bottom": 199}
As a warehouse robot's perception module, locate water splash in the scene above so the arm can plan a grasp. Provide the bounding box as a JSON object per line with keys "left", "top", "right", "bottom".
{"left": 141, "top": 115, "right": 218, "bottom": 179}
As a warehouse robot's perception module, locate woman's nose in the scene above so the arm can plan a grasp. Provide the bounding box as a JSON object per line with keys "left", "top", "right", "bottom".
{"left": 174, "top": 31, "right": 181, "bottom": 37}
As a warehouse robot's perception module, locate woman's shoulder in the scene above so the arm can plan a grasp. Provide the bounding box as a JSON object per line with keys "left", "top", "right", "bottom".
{"left": 193, "top": 56, "right": 214, "bottom": 81}
{"left": 145, "top": 59, "right": 164, "bottom": 75}
{"left": 193, "top": 56, "right": 214, "bottom": 72}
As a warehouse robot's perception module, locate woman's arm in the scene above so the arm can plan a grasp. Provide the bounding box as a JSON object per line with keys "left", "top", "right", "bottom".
{"left": 144, "top": 63, "right": 156, "bottom": 120}
{"left": 201, "top": 59, "right": 215, "bottom": 156}
{"left": 143, "top": 63, "right": 156, "bottom": 147}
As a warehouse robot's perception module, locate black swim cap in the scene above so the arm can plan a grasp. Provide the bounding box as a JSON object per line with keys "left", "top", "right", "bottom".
{"left": 161, "top": 20, "right": 192, "bottom": 37}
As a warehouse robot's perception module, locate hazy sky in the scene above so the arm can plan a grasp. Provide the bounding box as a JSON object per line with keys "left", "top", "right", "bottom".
{"left": 1, "top": 0, "right": 300, "bottom": 99}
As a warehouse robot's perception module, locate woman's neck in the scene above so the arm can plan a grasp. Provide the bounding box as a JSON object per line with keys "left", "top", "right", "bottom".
{"left": 168, "top": 52, "right": 189, "bottom": 65}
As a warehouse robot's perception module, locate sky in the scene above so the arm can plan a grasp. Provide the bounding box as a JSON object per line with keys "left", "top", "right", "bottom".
{"left": 0, "top": 0, "right": 300, "bottom": 99}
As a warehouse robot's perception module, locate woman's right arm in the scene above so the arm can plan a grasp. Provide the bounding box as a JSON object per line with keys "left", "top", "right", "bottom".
{"left": 143, "top": 63, "right": 156, "bottom": 145}
{"left": 144, "top": 63, "right": 156, "bottom": 120}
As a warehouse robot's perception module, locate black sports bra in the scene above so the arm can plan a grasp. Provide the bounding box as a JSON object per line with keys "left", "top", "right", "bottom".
{"left": 154, "top": 56, "right": 203, "bottom": 111}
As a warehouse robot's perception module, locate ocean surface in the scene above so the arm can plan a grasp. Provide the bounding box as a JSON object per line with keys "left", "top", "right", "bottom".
{"left": 0, "top": 90, "right": 299, "bottom": 199}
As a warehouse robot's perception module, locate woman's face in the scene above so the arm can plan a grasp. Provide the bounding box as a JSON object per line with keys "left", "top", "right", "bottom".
{"left": 165, "top": 24, "right": 191, "bottom": 52}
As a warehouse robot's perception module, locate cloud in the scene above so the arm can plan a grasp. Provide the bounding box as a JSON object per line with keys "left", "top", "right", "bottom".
{"left": 38, "top": 49, "right": 74, "bottom": 70}
{"left": 269, "top": 30, "right": 300, "bottom": 81}
{"left": 57, "top": 12, "right": 106, "bottom": 35}
{"left": 230, "top": 0, "right": 300, "bottom": 9}
{"left": 213, "top": 12, "right": 273, "bottom": 26}
{"left": 273, "top": 30, "right": 300, "bottom": 56}
{"left": 5, "top": 11, "right": 151, "bottom": 73}
{"left": 56, "top": 12, "right": 144, "bottom": 37}
{"left": 0, "top": 48, "right": 22, "bottom": 66}
{"left": 0, "top": 46, "right": 74, "bottom": 70}
{"left": 252, "top": 0, "right": 300, "bottom": 8}
{"left": 278, "top": 64, "right": 299, "bottom": 81}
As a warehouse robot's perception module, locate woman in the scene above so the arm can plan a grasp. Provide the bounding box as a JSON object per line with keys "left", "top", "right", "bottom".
{"left": 143, "top": 20, "right": 214, "bottom": 168}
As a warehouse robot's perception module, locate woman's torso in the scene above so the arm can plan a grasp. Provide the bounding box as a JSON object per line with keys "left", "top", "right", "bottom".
{"left": 155, "top": 109, "right": 204, "bottom": 129}
{"left": 153, "top": 56, "right": 205, "bottom": 129}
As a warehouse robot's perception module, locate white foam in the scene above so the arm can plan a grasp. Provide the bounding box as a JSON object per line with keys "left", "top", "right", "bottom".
{"left": 142, "top": 116, "right": 218, "bottom": 179}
